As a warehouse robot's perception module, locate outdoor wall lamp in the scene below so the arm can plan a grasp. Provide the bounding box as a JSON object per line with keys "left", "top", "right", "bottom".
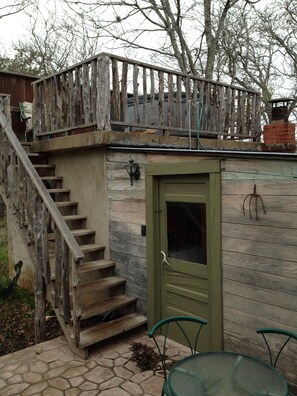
{"left": 125, "top": 160, "right": 140, "bottom": 186}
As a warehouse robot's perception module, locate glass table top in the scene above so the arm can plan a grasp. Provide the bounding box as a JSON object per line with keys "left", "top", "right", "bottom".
{"left": 167, "top": 351, "right": 288, "bottom": 396}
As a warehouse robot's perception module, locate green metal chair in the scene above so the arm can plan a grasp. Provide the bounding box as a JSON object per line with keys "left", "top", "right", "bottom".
{"left": 256, "top": 327, "right": 297, "bottom": 395}
{"left": 148, "top": 316, "right": 207, "bottom": 396}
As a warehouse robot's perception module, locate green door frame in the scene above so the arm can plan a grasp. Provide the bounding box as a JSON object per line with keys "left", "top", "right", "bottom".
{"left": 145, "top": 159, "right": 222, "bottom": 350}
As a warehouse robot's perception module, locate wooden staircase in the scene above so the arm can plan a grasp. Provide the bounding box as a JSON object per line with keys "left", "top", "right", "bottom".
{"left": 26, "top": 146, "right": 147, "bottom": 357}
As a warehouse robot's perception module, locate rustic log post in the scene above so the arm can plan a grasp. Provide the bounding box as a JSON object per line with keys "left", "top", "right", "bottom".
{"left": 184, "top": 76, "right": 191, "bottom": 131}
{"left": 35, "top": 196, "right": 46, "bottom": 343}
{"left": 91, "top": 60, "right": 98, "bottom": 124}
{"left": 41, "top": 202, "right": 51, "bottom": 284}
{"left": 191, "top": 79, "right": 198, "bottom": 131}
{"left": 167, "top": 73, "right": 174, "bottom": 128}
{"left": 35, "top": 258, "right": 46, "bottom": 343}
{"left": 111, "top": 58, "right": 120, "bottom": 121}
{"left": 54, "top": 227, "right": 62, "bottom": 309}
{"left": 26, "top": 178, "right": 35, "bottom": 246}
{"left": 121, "top": 62, "right": 128, "bottom": 124}
{"left": 150, "top": 69, "right": 155, "bottom": 126}
{"left": 254, "top": 93, "right": 262, "bottom": 142}
{"left": 133, "top": 64, "right": 140, "bottom": 124}
{"left": 61, "top": 240, "right": 70, "bottom": 324}
{"left": 199, "top": 80, "right": 205, "bottom": 130}
{"left": 69, "top": 70, "right": 75, "bottom": 127}
{"left": 0, "top": 95, "right": 12, "bottom": 126}
{"left": 75, "top": 67, "right": 82, "bottom": 126}
{"left": 9, "top": 149, "right": 17, "bottom": 213}
{"left": 96, "top": 54, "right": 111, "bottom": 130}
{"left": 18, "top": 163, "right": 25, "bottom": 228}
{"left": 224, "top": 86, "right": 231, "bottom": 138}
{"left": 32, "top": 83, "right": 39, "bottom": 139}
{"left": 82, "top": 63, "right": 91, "bottom": 124}
{"left": 71, "top": 255, "right": 81, "bottom": 346}
{"left": 158, "top": 70, "right": 164, "bottom": 128}
{"left": 176, "top": 75, "right": 182, "bottom": 128}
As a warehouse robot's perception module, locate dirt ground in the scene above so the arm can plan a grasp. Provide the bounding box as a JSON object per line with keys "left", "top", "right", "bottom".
{"left": 0, "top": 289, "right": 63, "bottom": 357}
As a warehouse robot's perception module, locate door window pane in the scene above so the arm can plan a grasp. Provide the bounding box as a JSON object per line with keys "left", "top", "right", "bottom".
{"left": 167, "top": 202, "right": 206, "bottom": 264}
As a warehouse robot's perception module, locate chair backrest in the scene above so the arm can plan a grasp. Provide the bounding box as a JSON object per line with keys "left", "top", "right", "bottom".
{"left": 256, "top": 327, "right": 297, "bottom": 368}
{"left": 148, "top": 316, "right": 207, "bottom": 382}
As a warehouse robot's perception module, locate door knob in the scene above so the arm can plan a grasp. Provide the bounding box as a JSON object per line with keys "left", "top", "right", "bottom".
{"left": 161, "top": 250, "right": 173, "bottom": 267}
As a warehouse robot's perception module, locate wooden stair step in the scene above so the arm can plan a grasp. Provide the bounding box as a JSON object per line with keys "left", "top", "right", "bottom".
{"left": 81, "top": 295, "right": 137, "bottom": 320}
{"left": 28, "top": 152, "right": 48, "bottom": 161}
{"left": 41, "top": 176, "right": 63, "bottom": 182}
{"left": 21, "top": 142, "right": 31, "bottom": 152}
{"left": 34, "top": 164, "right": 56, "bottom": 169}
{"left": 48, "top": 228, "right": 95, "bottom": 242}
{"left": 80, "top": 243, "right": 105, "bottom": 253}
{"left": 56, "top": 201, "right": 78, "bottom": 206}
{"left": 72, "top": 229, "right": 96, "bottom": 238}
{"left": 63, "top": 214, "right": 87, "bottom": 221}
{"left": 79, "top": 260, "right": 115, "bottom": 274}
{"left": 56, "top": 201, "right": 79, "bottom": 210}
{"left": 48, "top": 243, "right": 103, "bottom": 256}
{"left": 27, "top": 152, "right": 46, "bottom": 156}
{"left": 80, "top": 276, "right": 126, "bottom": 294}
{"left": 78, "top": 313, "right": 147, "bottom": 348}
{"left": 47, "top": 188, "right": 71, "bottom": 193}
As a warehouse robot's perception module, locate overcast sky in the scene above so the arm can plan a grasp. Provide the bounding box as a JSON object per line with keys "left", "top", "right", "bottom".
{"left": 0, "top": 11, "right": 28, "bottom": 53}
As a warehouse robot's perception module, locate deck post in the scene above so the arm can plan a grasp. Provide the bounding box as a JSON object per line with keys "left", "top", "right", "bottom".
{"left": 96, "top": 54, "right": 111, "bottom": 131}
{"left": 0, "top": 94, "right": 11, "bottom": 125}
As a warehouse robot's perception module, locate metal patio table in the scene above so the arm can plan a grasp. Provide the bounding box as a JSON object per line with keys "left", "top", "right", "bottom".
{"left": 166, "top": 351, "right": 288, "bottom": 396}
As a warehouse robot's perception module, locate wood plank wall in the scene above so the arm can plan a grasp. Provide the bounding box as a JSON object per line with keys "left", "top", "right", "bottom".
{"left": 107, "top": 151, "right": 148, "bottom": 314}
{"left": 107, "top": 151, "right": 297, "bottom": 390}
{"left": 106, "top": 151, "right": 199, "bottom": 314}
{"left": 221, "top": 158, "right": 297, "bottom": 390}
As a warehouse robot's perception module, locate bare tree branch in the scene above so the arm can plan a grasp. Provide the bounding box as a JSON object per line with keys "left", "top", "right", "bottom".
{"left": 0, "top": 1, "right": 33, "bottom": 19}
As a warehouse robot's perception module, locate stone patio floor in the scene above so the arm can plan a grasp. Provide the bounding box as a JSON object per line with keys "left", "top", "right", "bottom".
{"left": 0, "top": 331, "right": 188, "bottom": 396}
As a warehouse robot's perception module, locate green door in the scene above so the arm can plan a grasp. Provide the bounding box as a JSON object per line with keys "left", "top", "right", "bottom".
{"left": 158, "top": 174, "right": 221, "bottom": 351}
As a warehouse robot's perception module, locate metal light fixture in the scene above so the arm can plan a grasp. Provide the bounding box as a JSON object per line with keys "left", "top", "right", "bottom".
{"left": 125, "top": 159, "right": 140, "bottom": 186}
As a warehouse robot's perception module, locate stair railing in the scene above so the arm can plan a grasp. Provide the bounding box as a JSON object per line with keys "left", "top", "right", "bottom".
{"left": 0, "top": 94, "right": 84, "bottom": 346}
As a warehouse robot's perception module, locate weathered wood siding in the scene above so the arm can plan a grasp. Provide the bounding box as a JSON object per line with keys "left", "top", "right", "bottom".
{"left": 107, "top": 151, "right": 148, "bottom": 314}
{"left": 106, "top": 151, "right": 198, "bottom": 314}
{"left": 221, "top": 158, "right": 297, "bottom": 390}
{"left": 107, "top": 151, "right": 297, "bottom": 389}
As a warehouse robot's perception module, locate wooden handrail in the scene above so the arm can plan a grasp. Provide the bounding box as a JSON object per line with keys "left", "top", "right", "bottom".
{"left": 33, "top": 52, "right": 260, "bottom": 94}
{"left": 0, "top": 109, "right": 83, "bottom": 260}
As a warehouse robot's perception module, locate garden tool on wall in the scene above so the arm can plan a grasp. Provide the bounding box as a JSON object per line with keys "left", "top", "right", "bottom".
{"left": 242, "top": 184, "right": 266, "bottom": 221}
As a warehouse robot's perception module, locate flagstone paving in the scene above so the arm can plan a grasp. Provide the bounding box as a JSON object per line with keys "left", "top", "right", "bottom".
{"left": 0, "top": 332, "right": 188, "bottom": 395}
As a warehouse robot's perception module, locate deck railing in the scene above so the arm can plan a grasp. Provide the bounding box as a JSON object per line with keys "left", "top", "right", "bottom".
{"left": 32, "top": 53, "right": 262, "bottom": 141}
{"left": 0, "top": 94, "right": 83, "bottom": 345}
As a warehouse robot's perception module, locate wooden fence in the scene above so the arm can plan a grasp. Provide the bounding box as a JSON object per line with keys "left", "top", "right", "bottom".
{"left": 0, "top": 94, "right": 83, "bottom": 345}
{"left": 32, "top": 53, "right": 262, "bottom": 141}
